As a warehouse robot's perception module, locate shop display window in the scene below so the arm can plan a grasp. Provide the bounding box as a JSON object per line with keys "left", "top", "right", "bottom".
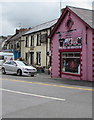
{"left": 62, "top": 52, "right": 80, "bottom": 74}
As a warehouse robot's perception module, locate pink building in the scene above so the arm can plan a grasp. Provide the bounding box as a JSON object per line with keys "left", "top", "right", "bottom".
{"left": 49, "top": 6, "right": 94, "bottom": 81}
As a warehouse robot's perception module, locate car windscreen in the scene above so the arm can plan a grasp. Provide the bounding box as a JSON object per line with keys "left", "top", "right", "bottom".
{"left": 16, "top": 61, "right": 28, "bottom": 66}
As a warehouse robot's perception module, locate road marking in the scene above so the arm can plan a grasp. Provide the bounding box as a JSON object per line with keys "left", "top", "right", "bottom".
{"left": 0, "top": 88, "right": 66, "bottom": 101}
{"left": 0, "top": 78, "right": 94, "bottom": 91}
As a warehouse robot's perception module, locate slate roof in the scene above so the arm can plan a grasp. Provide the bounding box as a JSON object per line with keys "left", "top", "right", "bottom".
{"left": 10, "top": 30, "right": 29, "bottom": 41}
{"left": 67, "top": 6, "right": 93, "bottom": 29}
{"left": 24, "top": 19, "right": 58, "bottom": 35}
{"left": 49, "top": 6, "right": 94, "bottom": 38}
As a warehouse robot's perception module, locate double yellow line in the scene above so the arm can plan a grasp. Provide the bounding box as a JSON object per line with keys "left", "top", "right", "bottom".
{"left": 0, "top": 78, "right": 94, "bottom": 91}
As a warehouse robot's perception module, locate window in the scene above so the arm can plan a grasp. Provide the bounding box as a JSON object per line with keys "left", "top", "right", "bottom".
{"left": 41, "top": 34, "right": 47, "bottom": 43}
{"left": 36, "top": 52, "right": 41, "bottom": 65}
{"left": 5, "top": 61, "right": 11, "bottom": 64}
{"left": 11, "top": 45, "right": 13, "bottom": 49}
{"left": 11, "top": 61, "right": 17, "bottom": 66}
{"left": 17, "top": 42, "right": 20, "bottom": 48}
{"left": 25, "top": 36, "right": 29, "bottom": 47}
{"left": 62, "top": 52, "right": 80, "bottom": 74}
{"left": 14, "top": 44, "right": 16, "bottom": 49}
{"left": 37, "top": 34, "right": 41, "bottom": 46}
{"left": 25, "top": 53, "right": 28, "bottom": 61}
{"left": 31, "top": 35, "right": 34, "bottom": 46}
{"left": 66, "top": 18, "right": 74, "bottom": 29}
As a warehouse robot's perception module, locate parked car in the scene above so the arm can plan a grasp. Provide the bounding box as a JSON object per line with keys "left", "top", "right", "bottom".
{"left": 2, "top": 60, "right": 37, "bottom": 77}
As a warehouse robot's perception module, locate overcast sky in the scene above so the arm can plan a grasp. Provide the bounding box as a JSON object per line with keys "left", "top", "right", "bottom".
{"left": 0, "top": 0, "right": 93, "bottom": 36}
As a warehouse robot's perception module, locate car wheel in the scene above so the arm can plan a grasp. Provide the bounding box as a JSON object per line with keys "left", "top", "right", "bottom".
{"left": 31, "top": 74, "right": 34, "bottom": 77}
{"left": 2, "top": 68, "right": 6, "bottom": 74}
{"left": 17, "top": 69, "right": 22, "bottom": 76}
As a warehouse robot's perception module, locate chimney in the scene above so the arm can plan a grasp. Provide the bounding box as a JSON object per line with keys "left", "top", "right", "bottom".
{"left": 16, "top": 29, "right": 19, "bottom": 34}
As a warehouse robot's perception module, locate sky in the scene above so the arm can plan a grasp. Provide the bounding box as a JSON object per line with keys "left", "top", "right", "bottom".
{"left": 0, "top": 0, "right": 94, "bottom": 36}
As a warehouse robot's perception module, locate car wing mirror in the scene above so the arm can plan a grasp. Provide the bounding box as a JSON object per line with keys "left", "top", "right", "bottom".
{"left": 14, "top": 64, "right": 17, "bottom": 66}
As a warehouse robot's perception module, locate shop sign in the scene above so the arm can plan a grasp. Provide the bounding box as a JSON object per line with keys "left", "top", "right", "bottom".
{"left": 59, "top": 30, "right": 82, "bottom": 49}
{"left": 62, "top": 37, "right": 82, "bottom": 49}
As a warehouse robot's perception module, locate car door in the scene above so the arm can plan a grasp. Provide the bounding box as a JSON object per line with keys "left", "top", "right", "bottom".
{"left": 9, "top": 61, "right": 18, "bottom": 73}
{"left": 3, "top": 61, "right": 11, "bottom": 72}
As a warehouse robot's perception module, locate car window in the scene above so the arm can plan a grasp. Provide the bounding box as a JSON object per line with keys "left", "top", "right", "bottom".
{"left": 5, "top": 61, "right": 11, "bottom": 64}
{"left": 11, "top": 61, "right": 17, "bottom": 65}
{"left": 15, "top": 61, "right": 28, "bottom": 66}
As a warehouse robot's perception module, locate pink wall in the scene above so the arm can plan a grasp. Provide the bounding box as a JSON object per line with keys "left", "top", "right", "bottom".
{"left": 51, "top": 10, "right": 93, "bottom": 81}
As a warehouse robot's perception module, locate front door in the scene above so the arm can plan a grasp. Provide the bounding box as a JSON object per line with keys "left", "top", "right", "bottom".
{"left": 30, "top": 52, "right": 34, "bottom": 65}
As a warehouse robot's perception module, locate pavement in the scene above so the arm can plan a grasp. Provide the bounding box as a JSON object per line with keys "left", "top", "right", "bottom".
{"left": 36, "top": 73, "right": 94, "bottom": 88}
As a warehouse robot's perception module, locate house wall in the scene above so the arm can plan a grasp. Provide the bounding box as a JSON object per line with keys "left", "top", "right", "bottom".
{"left": 51, "top": 11, "right": 93, "bottom": 81}
{"left": 21, "top": 29, "right": 51, "bottom": 68}
{"left": 92, "top": 30, "right": 94, "bottom": 80}
{"left": 21, "top": 36, "right": 25, "bottom": 60}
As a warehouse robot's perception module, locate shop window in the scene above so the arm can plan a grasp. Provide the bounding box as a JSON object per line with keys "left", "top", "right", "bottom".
{"left": 62, "top": 52, "right": 80, "bottom": 74}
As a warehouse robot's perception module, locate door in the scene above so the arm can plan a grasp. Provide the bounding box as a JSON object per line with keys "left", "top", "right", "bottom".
{"left": 5, "top": 61, "right": 17, "bottom": 73}
{"left": 30, "top": 52, "right": 34, "bottom": 65}
{"left": 10, "top": 61, "right": 18, "bottom": 73}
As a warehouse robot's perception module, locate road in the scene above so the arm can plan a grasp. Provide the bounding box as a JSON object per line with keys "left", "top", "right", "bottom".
{"left": 0, "top": 72, "right": 93, "bottom": 118}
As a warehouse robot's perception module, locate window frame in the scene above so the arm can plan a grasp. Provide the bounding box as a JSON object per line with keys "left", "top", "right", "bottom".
{"left": 36, "top": 52, "right": 41, "bottom": 65}
{"left": 25, "top": 36, "right": 29, "bottom": 47}
{"left": 61, "top": 51, "right": 81, "bottom": 76}
{"left": 37, "top": 33, "right": 41, "bottom": 46}
{"left": 30, "top": 35, "right": 34, "bottom": 46}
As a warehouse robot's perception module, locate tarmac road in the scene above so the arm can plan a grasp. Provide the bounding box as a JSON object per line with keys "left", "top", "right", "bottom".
{"left": 0, "top": 73, "right": 93, "bottom": 118}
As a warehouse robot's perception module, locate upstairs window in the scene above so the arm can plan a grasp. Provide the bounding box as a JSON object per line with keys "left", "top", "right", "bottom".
{"left": 25, "top": 36, "right": 29, "bottom": 47}
{"left": 41, "top": 34, "right": 47, "bottom": 43}
{"left": 14, "top": 44, "right": 16, "bottom": 49}
{"left": 17, "top": 42, "right": 20, "bottom": 48}
{"left": 37, "top": 34, "right": 41, "bottom": 46}
{"left": 11, "top": 44, "right": 13, "bottom": 49}
{"left": 31, "top": 35, "right": 34, "bottom": 46}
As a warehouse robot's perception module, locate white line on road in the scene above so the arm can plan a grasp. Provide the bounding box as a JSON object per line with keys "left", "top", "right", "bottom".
{"left": 0, "top": 88, "right": 66, "bottom": 101}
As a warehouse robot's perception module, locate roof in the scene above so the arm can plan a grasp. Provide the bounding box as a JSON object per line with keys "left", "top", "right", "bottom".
{"left": 68, "top": 6, "right": 93, "bottom": 29}
{"left": 24, "top": 19, "right": 58, "bottom": 35}
{"left": 10, "top": 30, "right": 29, "bottom": 41}
{"left": 49, "top": 6, "right": 94, "bottom": 38}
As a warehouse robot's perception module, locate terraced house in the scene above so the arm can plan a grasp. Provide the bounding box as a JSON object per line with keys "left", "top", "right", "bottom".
{"left": 21, "top": 19, "right": 58, "bottom": 69}
{"left": 2, "top": 28, "right": 29, "bottom": 59}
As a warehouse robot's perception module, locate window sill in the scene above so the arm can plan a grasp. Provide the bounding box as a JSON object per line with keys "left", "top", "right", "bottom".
{"left": 61, "top": 72, "right": 81, "bottom": 77}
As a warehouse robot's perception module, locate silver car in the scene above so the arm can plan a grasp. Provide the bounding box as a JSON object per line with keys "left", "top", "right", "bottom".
{"left": 2, "top": 60, "right": 37, "bottom": 77}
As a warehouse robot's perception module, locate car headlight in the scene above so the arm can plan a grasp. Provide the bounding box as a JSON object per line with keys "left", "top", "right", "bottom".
{"left": 24, "top": 68, "right": 29, "bottom": 71}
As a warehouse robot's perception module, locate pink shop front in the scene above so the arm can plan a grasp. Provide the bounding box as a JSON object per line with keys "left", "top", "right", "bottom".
{"left": 50, "top": 6, "right": 94, "bottom": 81}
